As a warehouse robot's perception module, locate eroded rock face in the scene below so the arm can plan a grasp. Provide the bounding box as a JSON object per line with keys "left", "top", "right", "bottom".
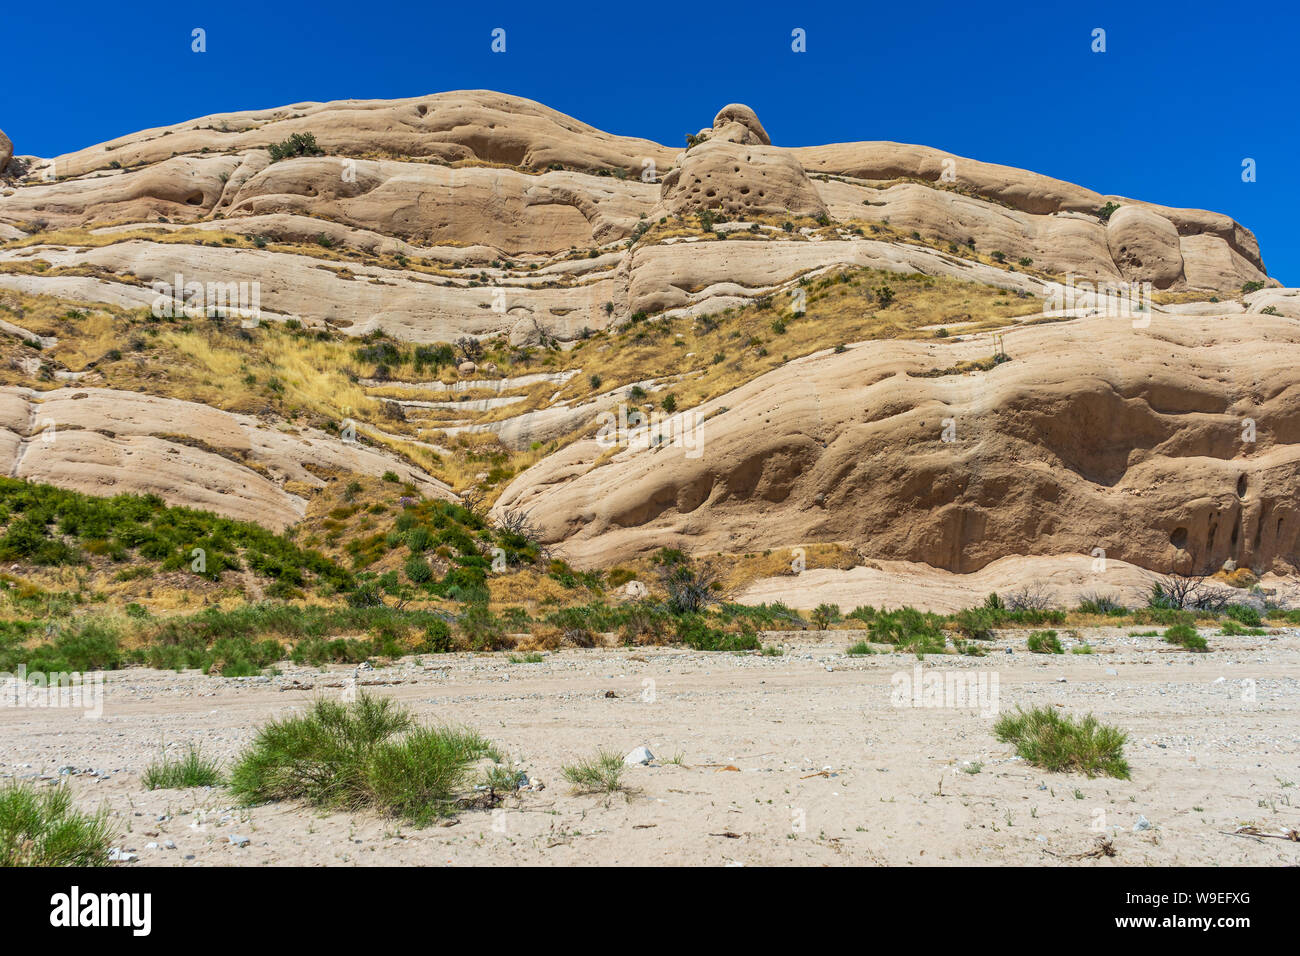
{"left": 1107, "top": 205, "right": 1184, "bottom": 289}
{"left": 494, "top": 312, "right": 1300, "bottom": 576}
{"left": 657, "top": 106, "right": 827, "bottom": 222}
{"left": 0, "top": 92, "right": 1287, "bottom": 566}
{"left": 710, "top": 104, "right": 771, "bottom": 146}
{"left": 0, "top": 93, "right": 1273, "bottom": 315}
{"left": 0, "top": 129, "right": 11, "bottom": 174}
{"left": 0, "top": 387, "right": 454, "bottom": 529}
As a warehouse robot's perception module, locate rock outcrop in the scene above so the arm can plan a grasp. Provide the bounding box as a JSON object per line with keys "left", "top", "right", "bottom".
{"left": 495, "top": 312, "right": 1300, "bottom": 576}
{"left": 0, "top": 92, "right": 1292, "bottom": 579}
{"left": 0, "top": 387, "right": 454, "bottom": 529}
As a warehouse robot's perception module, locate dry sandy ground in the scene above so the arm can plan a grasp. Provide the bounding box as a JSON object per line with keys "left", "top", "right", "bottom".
{"left": 2, "top": 625, "right": 1298, "bottom": 867}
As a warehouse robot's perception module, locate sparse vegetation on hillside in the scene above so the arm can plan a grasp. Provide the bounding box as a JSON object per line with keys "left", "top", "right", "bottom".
{"left": 0, "top": 477, "right": 351, "bottom": 593}
{"left": 266, "top": 132, "right": 324, "bottom": 163}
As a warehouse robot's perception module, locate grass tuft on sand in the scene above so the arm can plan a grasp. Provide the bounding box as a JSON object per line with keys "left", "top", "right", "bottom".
{"left": 229, "top": 693, "right": 500, "bottom": 825}
{"left": 561, "top": 749, "right": 627, "bottom": 794}
{"left": 142, "top": 744, "right": 224, "bottom": 790}
{"left": 0, "top": 781, "right": 116, "bottom": 866}
{"left": 994, "top": 706, "right": 1130, "bottom": 779}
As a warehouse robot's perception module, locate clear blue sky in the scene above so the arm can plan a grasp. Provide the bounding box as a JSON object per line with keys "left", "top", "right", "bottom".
{"left": 3, "top": 0, "right": 1296, "bottom": 282}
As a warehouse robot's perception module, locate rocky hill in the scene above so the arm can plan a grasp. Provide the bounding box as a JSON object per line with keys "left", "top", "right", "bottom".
{"left": 1, "top": 92, "right": 1296, "bottom": 599}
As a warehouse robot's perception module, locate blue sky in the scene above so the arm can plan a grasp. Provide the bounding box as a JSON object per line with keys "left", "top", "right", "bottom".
{"left": 3, "top": 0, "right": 1296, "bottom": 282}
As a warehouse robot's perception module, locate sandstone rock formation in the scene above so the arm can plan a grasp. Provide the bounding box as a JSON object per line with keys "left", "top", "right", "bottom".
{"left": 495, "top": 312, "right": 1300, "bottom": 576}
{"left": 0, "top": 94, "right": 1274, "bottom": 347}
{"left": 0, "top": 387, "right": 454, "bottom": 528}
{"left": 0, "top": 92, "right": 1293, "bottom": 581}
{"left": 0, "top": 129, "right": 11, "bottom": 175}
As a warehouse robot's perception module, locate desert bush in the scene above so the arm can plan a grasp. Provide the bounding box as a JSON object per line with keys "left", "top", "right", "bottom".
{"left": 267, "top": 132, "right": 323, "bottom": 162}
{"left": 229, "top": 694, "right": 499, "bottom": 824}
{"left": 1076, "top": 591, "right": 1124, "bottom": 615}
{"left": 674, "top": 615, "right": 759, "bottom": 651}
{"left": 994, "top": 706, "right": 1130, "bottom": 778}
{"left": 1162, "top": 624, "right": 1208, "bottom": 651}
{"left": 845, "top": 641, "right": 873, "bottom": 656}
{"left": 143, "top": 744, "right": 223, "bottom": 790}
{"left": 0, "top": 782, "right": 116, "bottom": 866}
{"left": 1004, "top": 608, "right": 1066, "bottom": 626}
{"left": 868, "top": 607, "right": 946, "bottom": 656}
{"left": 457, "top": 604, "right": 508, "bottom": 650}
{"left": 810, "top": 603, "right": 841, "bottom": 629}
{"left": 719, "top": 601, "right": 805, "bottom": 630}
{"left": 1003, "top": 584, "right": 1054, "bottom": 612}
{"left": 403, "top": 555, "right": 433, "bottom": 584}
{"left": 1130, "top": 606, "right": 1194, "bottom": 627}
{"left": 365, "top": 726, "right": 502, "bottom": 825}
{"left": 1219, "top": 618, "right": 1265, "bottom": 637}
{"left": 1148, "top": 573, "right": 1229, "bottom": 611}
{"left": 949, "top": 607, "right": 998, "bottom": 641}
{"left": 1027, "top": 630, "right": 1063, "bottom": 654}
{"left": 0, "top": 619, "right": 124, "bottom": 673}
{"left": 1224, "top": 603, "right": 1262, "bottom": 627}
{"left": 660, "top": 562, "right": 719, "bottom": 615}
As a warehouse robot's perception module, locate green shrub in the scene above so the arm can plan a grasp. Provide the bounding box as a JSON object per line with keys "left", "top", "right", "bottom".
{"left": 1076, "top": 592, "right": 1123, "bottom": 615}
{"left": 365, "top": 726, "right": 501, "bottom": 826}
{"left": 868, "top": 607, "right": 946, "bottom": 656}
{"left": 675, "top": 615, "right": 759, "bottom": 651}
{"left": 994, "top": 706, "right": 1130, "bottom": 778}
{"left": 1163, "top": 624, "right": 1208, "bottom": 651}
{"left": 404, "top": 555, "right": 433, "bottom": 584}
{"left": 0, "top": 782, "right": 116, "bottom": 866}
{"left": 1027, "top": 630, "right": 1063, "bottom": 654}
{"left": 845, "top": 641, "right": 873, "bottom": 656}
{"left": 810, "top": 603, "right": 841, "bottom": 629}
{"left": 229, "top": 694, "right": 499, "bottom": 824}
{"left": 1224, "top": 604, "right": 1262, "bottom": 627}
{"left": 949, "top": 607, "right": 998, "bottom": 641}
{"left": 39, "top": 620, "right": 122, "bottom": 672}
{"left": 267, "top": 132, "right": 324, "bottom": 162}
{"left": 457, "top": 604, "right": 507, "bottom": 650}
{"left": 1131, "top": 607, "right": 1194, "bottom": 627}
